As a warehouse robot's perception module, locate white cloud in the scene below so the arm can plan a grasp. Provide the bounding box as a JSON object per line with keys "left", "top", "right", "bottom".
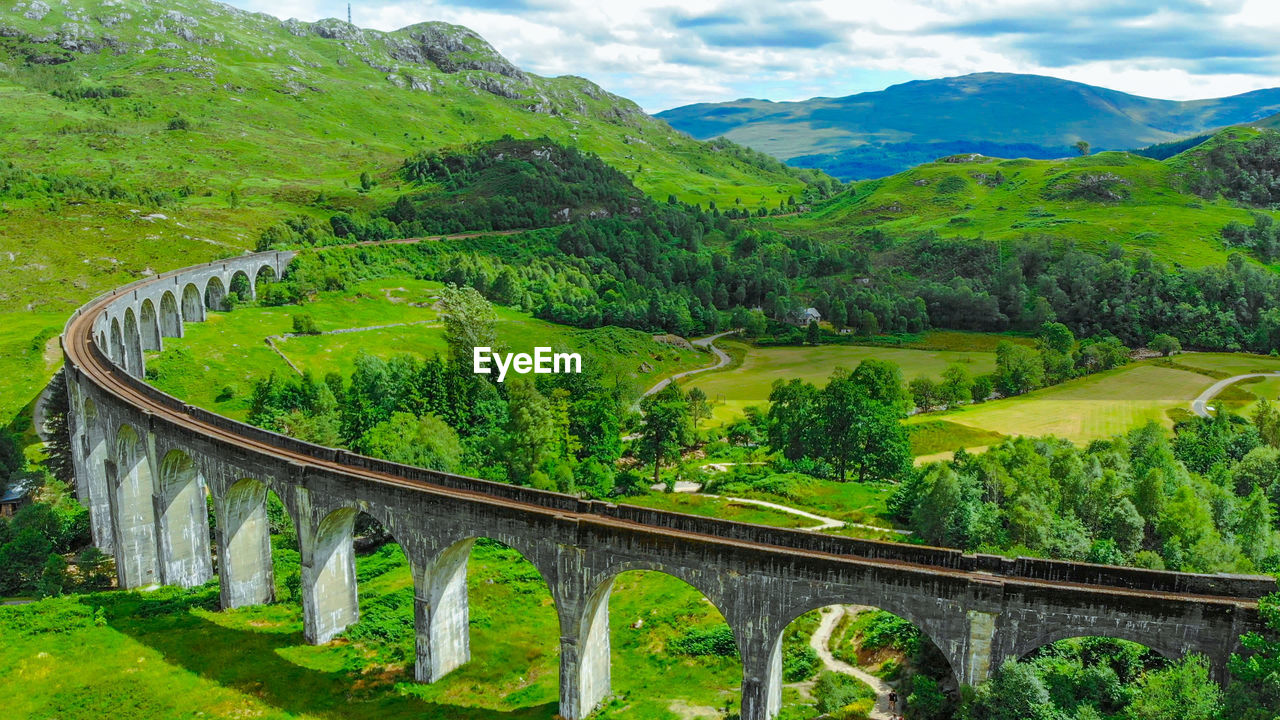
{"left": 223, "top": 0, "right": 1280, "bottom": 111}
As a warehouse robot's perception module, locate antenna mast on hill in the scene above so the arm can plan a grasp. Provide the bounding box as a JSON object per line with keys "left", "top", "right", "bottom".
{"left": 347, "top": 4, "right": 352, "bottom": 24}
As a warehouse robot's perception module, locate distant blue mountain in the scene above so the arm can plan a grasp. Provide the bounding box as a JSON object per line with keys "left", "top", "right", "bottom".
{"left": 656, "top": 72, "right": 1280, "bottom": 179}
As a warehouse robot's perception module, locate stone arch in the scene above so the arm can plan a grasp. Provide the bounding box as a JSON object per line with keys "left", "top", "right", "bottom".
{"left": 765, "top": 594, "right": 961, "bottom": 718}
{"left": 414, "top": 534, "right": 560, "bottom": 689}
{"left": 181, "top": 282, "right": 204, "bottom": 323}
{"left": 158, "top": 290, "right": 182, "bottom": 338}
{"left": 108, "top": 423, "right": 158, "bottom": 588}
{"left": 122, "top": 307, "right": 143, "bottom": 376}
{"left": 109, "top": 316, "right": 124, "bottom": 365}
{"left": 569, "top": 562, "right": 740, "bottom": 719}
{"left": 155, "top": 449, "right": 213, "bottom": 588}
{"left": 229, "top": 269, "right": 253, "bottom": 301}
{"left": 139, "top": 298, "right": 162, "bottom": 352}
{"left": 1011, "top": 627, "right": 1187, "bottom": 666}
{"left": 204, "top": 276, "right": 226, "bottom": 312}
{"left": 254, "top": 263, "right": 277, "bottom": 297}
{"left": 216, "top": 477, "right": 280, "bottom": 609}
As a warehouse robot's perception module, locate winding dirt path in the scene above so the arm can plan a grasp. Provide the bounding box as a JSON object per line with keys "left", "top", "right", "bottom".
{"left": 811, "top": 605, "right": 898, "bottom": 720}
{"left": 1191, "top": 372, "right": 1280, "bottom": 418}
{"left": 642, "top": 330, "right": 736, "bottom": 398}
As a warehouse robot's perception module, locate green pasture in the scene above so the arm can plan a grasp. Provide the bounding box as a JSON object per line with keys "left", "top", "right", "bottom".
{"left": 685, "top": 340, "right": 998, "bottom": 425}
{"left": 909, "top": 362, "right": 1213, "bottom": 446}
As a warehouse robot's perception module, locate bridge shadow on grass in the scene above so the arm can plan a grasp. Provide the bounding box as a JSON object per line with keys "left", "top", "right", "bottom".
{"left": 92, "top": 598, "right": 558, "bottom": 720}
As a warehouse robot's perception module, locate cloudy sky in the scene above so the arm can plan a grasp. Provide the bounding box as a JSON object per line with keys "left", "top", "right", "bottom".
{"left": 225, "top": 0, "right": 1280, "bottom": 112}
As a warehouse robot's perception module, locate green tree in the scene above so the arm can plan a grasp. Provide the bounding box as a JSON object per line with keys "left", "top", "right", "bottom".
{"left": 687, "top": 387, "right": 712, "bottom": 428}
{"left": 939, "top": 364, "right": 973, "bottom": 408}
{"left": 36, "top": 553, "right": 69, "bottom": 597}
{"left": 995, "top": 341, "right": 1044, "bottom": 396}
{"left": 639, "top": 385, "right": 692, "bottom": 485}
{"left": 851, "top": 359, "right": 909, "bottom": 415}
{"left": 909, "top": 376, "right": 940, "bottom": 412}
{"left": 0, "top": 528, "right": 54, "bottom": 595}
{"left": 805, "top": 319, "right": 821, "bottom": 345}
{"left": 40, "top": 370, "right": 75, "bottom": 489}
{"left": 829, "top": 298, "right": 847, "bottom": 332}
{"left": 1253, "top": 398, "right": 1280, "bottom": 448}
{"left": 1125, "top": 654, "right": 1221, "bottom": 720}
{"left": 961, "top": 659, "right": 1056, "bottom": 720}
{"left": 1150, "top": 334, "right": 1181, "bottom": 357}
{"left": 820, "top": 369, "right": 911, "bottom": 482}
{"left": 768, "top": 379, "right": 820, "bottom": 461}
{"left": 1236, "top": 487, "right": 1277, "bottom": 566}
{"left": 360, "top": 412, "right": 462, "bottom": 473}
{"left": 1076, "top": 140, "right": 1091, "bottom": 156}
{"left": 971, "top": 374, "right": 994, "bottom": 403}
{"left": 1224, "top": 593, "right": 1280, "bottom": 720}
{"left": 440, "top": 284, "right": 499, "bottom": 366}
{"left": 502, "top": 380, "right": 556, "bottom": 481}
{"left": 292, "top": 313, "right": 319, "bottom": 335}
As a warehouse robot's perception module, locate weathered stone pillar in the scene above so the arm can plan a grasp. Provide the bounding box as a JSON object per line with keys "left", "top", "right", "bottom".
{"left": 414, "top": 540, "right": 472, "bottom": 682}
{"left": 299, "top": 504, "right": 360, "bottom": 644}
{"left": 559, "top": 578, "right": 612, "bottom": 720}
{"left": 214, "top": 477, "right": 276, "bottom": 609}
{"left": 955, "top": 579, "right": 1006, "bottom": 686}
{"left": 107, "top": 428, "right": 159, "bottom": 589}
{"left": 737, "top": 613, "right": 783, "bottom": 720}
{"left": 154, "top": 461, "right": 213, "bottom": 588}
{"left": 69, "top": 391, "right": 114, "bottom": 554}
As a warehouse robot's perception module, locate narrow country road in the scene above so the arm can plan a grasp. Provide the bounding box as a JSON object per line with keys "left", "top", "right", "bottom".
{"left": 1191, "top": 372, "right": 1280, "bottom": 418}
{"left": 642, "top": 330, "right": 736, "bottom": 398}
{"left": 810, "top": 605, "right": 897, "bottom": 720}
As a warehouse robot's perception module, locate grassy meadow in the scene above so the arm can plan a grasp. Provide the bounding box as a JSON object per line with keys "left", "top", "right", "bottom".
{"left": 0, "top": 538, "right": 759, "bottom": 720}
{"left": 144, "top": 276, "right": 709, "bottom": 419}
{"left": 684, "top": 337, "right": 1001, "bottom": 425}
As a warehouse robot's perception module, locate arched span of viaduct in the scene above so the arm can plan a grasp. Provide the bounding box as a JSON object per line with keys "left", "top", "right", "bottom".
{"left": 60, "top": 250, "right": 1275, "bottom": 720}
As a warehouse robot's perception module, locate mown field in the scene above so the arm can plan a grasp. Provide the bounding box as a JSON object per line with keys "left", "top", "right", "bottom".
{"left": 144, "top": 276, "right": 708, "bottom": 419}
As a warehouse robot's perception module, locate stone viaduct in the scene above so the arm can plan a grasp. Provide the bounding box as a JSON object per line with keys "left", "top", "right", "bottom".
{"left": 61, "top": 251, "right": 1275, "bottom": 720}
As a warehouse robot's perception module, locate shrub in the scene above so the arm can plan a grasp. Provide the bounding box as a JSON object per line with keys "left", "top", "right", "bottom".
{"left": 292, "top": 313, "right": 320, "bottom": 335}
{"left": 670, "top": 623, "right": 738, "bottom": 657}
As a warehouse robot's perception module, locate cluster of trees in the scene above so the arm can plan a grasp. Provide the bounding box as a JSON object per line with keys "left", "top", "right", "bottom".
{"left": 891, "top": 410, "right": 1280, "bottom": 575}
{"left": 0, "top": 158, "right": 179, "bottom": 207}
{"left": 247, "top": 286, "right": 631, "bottom": 495}
{"left": 0, "top": 415, "right": 99, "bottom": 598}
{"left": 766, "top": 361, "right": 913, "bottom": 482}
{"left": 908, "top": 324, "right": 1129, "bottom": 414}
{"left": 892, "top": 233, "right": 1280, "bottom": 353}
{"left": 1222, "top": 212, "right": 1280, "bottom": 262}
{"left": 1186, "top": 129, "right": 1280, "bottom": 208}
{"left": 961, "top": 641, "right": 1223, "bottom": 720}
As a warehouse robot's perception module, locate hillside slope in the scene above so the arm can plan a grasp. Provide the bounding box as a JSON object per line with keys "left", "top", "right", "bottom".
{"left": 657, "top": 73, "right": 1280, "bottom": 179}
{"left": 772, "top": 128, "right": 1280, "bottom": 270}
{"left": 0, "top": 0, "right": 824, "bottom": 427}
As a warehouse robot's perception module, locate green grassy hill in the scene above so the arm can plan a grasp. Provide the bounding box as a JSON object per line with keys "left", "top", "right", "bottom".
{"left": 0, "top": 0, "right": 821, "bottom": 428}
{"left": 774, "top": 129, "right": 1279, "bottom": 269}
{"left": 657, "top": 72, "right": 1280, "bottom": 179}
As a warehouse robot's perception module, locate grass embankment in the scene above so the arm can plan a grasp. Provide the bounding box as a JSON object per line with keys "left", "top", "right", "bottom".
{"left": 0, "top": 539, "right": 743, "bottom": 720}
{"left": 145, "top": 277, "right": 708, "bottom": 420}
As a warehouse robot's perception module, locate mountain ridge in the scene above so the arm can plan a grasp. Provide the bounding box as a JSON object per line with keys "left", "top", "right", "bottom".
{"left": 657, "top": 72, "right": 1280, "bottom": 179}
